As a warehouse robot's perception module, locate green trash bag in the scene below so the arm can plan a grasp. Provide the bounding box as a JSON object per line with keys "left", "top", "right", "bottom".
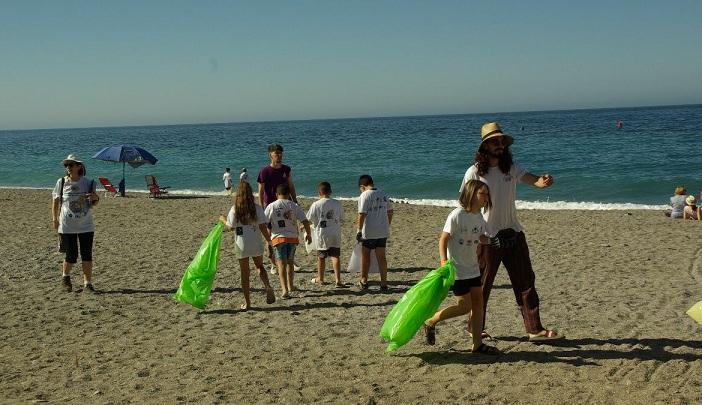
{"left": 173, "top": 222, "right": 224, "bottom": 309}
{"left": 380, "top": 261, "right": 456, "bottom": 352}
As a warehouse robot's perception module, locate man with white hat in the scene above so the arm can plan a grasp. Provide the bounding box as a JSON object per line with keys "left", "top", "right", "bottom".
{"left": 461, "top": 122, "right": 563, "bottom": 342}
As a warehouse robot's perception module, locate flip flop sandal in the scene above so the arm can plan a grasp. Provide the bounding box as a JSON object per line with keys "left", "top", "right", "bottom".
{"left": 472, "top": 343, "right": 501, "bottom": 355}
{"left": 527, "top": 329, "right": 564, "bottom": 342}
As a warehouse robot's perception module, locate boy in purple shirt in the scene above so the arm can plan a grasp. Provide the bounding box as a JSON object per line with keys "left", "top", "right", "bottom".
{"left": 257, "top": 144, "right": 298, "bottom": 208}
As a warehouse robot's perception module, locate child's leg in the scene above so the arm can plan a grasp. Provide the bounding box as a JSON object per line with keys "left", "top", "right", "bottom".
{"left": 316, "top": 255, "right": 326, "bottom": 283}
{"left": 468, "top": 286, "right": 485, "bottom": 349}
{"left": 276, "top": 257, "right": 289, "bottom": 296}
{"left": 375, "top": 247, "right": 388, "bottom": 288}
{"left": 286, "top": 261, "right": 296, "bottom": 291}
{"left": 360, "top": 246, "right": 371, "bottom": 284}
{"left": 425, "top": 293, "right": 471, "bottom": 328}
{"left": 331, "top": 256, "right": 342, "bottom": 285}
{"left": 253, "top": 255, "right": 276, "bottom": 304}
{"left": 238, "top": 258, "right": 251, "bottom": 310}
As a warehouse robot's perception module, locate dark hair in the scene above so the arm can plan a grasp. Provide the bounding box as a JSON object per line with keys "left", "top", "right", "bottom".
{"left": 276, "top": 183, "right": 290, "bottom": 196}
{"left": 225, "top": 167, "right": 230, "bottom": 172}
{"left": 234, "top": 181, "right": 257, "bottom": 225}
{"left": 459, "top": 179, "right": 491, "bottom": 210}
{"left": 318, "top": 181, "right": 332, "bottom": 195}
{"left": 358, "top": 175, "right": 373, "bottom": 187}
{"left": 475, "top": 145, "right": 513, "bottom": 176}
{"left": 268, "top": 144, "right": 284, "bottom": 153}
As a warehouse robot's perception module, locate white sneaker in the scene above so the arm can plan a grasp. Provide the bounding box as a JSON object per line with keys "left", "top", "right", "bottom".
{"left": 269, "top": 265, "right": 277, "bottom": 275}
{"left": 293, "top": 264, "right": 301, "bottom": 271}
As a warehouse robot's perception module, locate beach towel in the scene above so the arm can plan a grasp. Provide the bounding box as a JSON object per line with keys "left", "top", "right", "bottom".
{"left": 173, "top": 222, "right": 224, "bottom": 309}
{"left": 347, "top": 243, "right": 379, "bottom": 273}
{"left": 687, "top": 300, "right": 702, "bottom": 326}
{"left": 380, "top": 261, "right": 456, "bottom": 352}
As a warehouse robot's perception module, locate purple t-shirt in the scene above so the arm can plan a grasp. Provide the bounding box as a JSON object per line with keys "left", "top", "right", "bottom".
{"left": 257, "top": 164, "right": 291, "bottom": 207}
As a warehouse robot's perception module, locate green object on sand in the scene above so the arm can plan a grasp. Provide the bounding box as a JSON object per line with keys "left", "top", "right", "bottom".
{"left": 173, "top": 222, "right": 224, "bottom": 309}
{"left": 687, "top": 300, "right": 702, "bottom": 326}
{"left": 380, "top": 261, "right": 456, "bottom": 352}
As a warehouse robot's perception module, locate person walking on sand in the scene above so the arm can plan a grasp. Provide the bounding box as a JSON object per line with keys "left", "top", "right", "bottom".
{"left": 307, "top": 181, "right": 344, "bottom": 287}
{"left": 219, "top": 181, "right": 276, "bottom": 310}
{"left": 356, "top": 174, "right": 393, "bottom": 291}
{"left": 264, "top": 184, "right": 312, "bottom": 298}
{"left": 257, "top": 144, "right": 302, "bottom": 273}
{"left": 223, "top": 167, "right": 233, "bottom": 195}
{"left": 424, "top": 179, "right": 500, "bottom": 354}
{"left": 52, "top": 154, "right": 100, "bottom": 292}
{"left": 461, "top": 122, "right": 564, "bottom": 342}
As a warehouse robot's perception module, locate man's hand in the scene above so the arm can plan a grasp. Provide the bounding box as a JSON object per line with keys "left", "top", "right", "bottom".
{"left": 535, "top": 174, "right": 554, "bottom": 188}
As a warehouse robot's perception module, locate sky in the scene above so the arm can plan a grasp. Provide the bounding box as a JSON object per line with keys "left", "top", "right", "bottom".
{"left": 1, "top": 0, "right": 701, "bottom": 130}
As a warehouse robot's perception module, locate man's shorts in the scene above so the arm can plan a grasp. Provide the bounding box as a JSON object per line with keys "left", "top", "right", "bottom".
{"left": 273, "top": 243, "right": 296, "bottom": 261}
{"left": 317, "top": 247, "right": 341, "bottom": 259}
{"left": 361, "top": 238, "right": 387, "bottom": 250}
{"left": 451, "top": 276, "right": 482, "bottom": 296}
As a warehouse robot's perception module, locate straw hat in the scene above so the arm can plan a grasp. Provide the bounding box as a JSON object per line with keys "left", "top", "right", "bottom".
{"left": 686, "top": 195, "right": 696, "bottom": 206}
{"left": 481, "top": 122, "right": 513, "bottom": 146}
{"left": 61, "top": 153, "right": 84, "bottom": 166}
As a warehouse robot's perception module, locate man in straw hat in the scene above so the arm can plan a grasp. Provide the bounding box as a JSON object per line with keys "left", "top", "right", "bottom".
{"left": 460, "top": 122, "right": 563, "bottom": 341}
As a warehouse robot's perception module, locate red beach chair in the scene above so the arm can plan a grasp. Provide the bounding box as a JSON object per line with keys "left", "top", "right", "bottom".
{"left": 98, "top": 176, "right": 118, "bottom": 197}
{"left": 145, "top": 175, "right": 170, "bottom": 198}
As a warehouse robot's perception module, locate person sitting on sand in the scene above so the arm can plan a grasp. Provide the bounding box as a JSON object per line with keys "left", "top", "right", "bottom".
{"left": 461, "top": 122, "right": 563, "bottom": 342}
{"left": 219, "top": 181, "right": 276, "bottom": 310}
{"left": 356, "top": 174, "right": 393, "bottom": 291}
{"left": 264, "top": 183, "right": 312, "bottom": 298}
{"left": 683, "top": 195, "right": 700, "bottom": 220}
{"left": 307, "top": 181, "right": 344, "bottom": 287}
{"left": 667, "top": 186, "right": 687, "bottom": 219}
{"left": 424, "top": 179, "right": 500, "bottom": 355}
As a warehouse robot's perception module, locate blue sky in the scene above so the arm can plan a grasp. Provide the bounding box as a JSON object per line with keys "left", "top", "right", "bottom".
{"left": 1, "top": 1, "right": 701, "bottom": 130}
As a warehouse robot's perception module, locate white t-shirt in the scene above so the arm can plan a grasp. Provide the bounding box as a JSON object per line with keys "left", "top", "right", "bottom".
{"left": 223, "top": 172, "right": 232, "bottom": 188}
{"left": 461, "top": 161, "right": 527, "bottom": 236}
{"left": 358, "top": 188, "right": 393, "bottom": 239}
{"left": 264, "top": 199, "right": 307, "bottom": 241}
{"left": 52, "top": 176, "right": 96, "bottom": 234}
{"left": 225, "top": 204, "right": 267, "bottom": 258}
{"left": 307, "top": 197, "right": 343, "bottom": 250}
{"left": 443, "top": 208, "right": 486, "bottom": 280}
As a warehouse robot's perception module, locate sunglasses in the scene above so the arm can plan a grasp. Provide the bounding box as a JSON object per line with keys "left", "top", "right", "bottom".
{"left": 64, "top": 162, "right": 80, "bottom": 168}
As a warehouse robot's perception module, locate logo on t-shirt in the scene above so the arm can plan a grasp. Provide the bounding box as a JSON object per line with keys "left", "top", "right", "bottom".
{"left": 504, "top": 175, "right": 513, "bottom": 182}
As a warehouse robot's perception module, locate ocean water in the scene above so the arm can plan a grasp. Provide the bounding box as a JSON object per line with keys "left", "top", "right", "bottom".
{"left": 1, "top": 104, "right": 701, "bottom": 209}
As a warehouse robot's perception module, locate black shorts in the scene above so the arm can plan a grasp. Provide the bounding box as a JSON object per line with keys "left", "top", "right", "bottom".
{"left": 361, "top": 238, "right": 387, "bottom": 250}
{"left": 317, "top": 247, "right": 341, "bottom": 258}
{"left": 451, "top": 276, "right": 482, "bottom": 296}
{"left": 61, "top": 232, "right": 94, "bottom": 264}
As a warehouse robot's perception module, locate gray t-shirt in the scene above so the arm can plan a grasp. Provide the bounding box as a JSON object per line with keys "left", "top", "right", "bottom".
{"left": 670, "top": 195, "right": 686, "bottom": 219}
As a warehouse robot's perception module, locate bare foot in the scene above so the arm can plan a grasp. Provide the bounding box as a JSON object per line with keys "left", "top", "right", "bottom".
{"left": 281, "top": 291, "right": 291, "bottom": 299}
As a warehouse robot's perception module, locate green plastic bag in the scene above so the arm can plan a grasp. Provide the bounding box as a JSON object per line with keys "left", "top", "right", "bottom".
{"left": 380, "top": 261, "right": 456, "bottom": 352}
{"left": 173, "top": 222, "right": 224, "bottom": 309}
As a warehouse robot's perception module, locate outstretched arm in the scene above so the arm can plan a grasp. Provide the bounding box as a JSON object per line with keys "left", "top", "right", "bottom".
{"left": 258, "top": 182, "right": 265, "bottom": 207}
{"left": 522, "top": 172, "right": 554, "bottom": 188}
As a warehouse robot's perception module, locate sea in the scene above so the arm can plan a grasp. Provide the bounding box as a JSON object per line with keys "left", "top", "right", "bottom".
{"left": 1, "top": 104, "right": 701, "bottom": 210}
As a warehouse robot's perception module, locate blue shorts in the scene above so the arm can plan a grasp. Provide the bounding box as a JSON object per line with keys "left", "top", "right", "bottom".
{"left": 273, "top": 243, "right": 296, "bottom": 261}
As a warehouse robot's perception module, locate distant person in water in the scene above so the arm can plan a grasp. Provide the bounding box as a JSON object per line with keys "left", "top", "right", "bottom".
{"left": 461, "top": 122, "right": 563, "bottom": 342}
{"left": 666, "top": 186, "right": 686, "bottom": 219}
{"left": 616, "top": 121, "right": 623, "bottom": 129}
{"left": 223, "top": 167, "right": 233, "bottom": 195}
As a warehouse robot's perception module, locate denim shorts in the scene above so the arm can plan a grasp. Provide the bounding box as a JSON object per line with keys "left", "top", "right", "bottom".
{"left": 273, "top": 243, "right": 296, "bottom": 261}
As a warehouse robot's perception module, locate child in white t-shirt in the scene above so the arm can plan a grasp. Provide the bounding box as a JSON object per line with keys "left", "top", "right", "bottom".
{"left": 307, "top": 181, "right": 344, "bottom": 287}
{"left": 423, "top": 179, "right": 500, "bottom": 355}
{"left": 219, "top": 181, "right": 276, "bottom": 310}
{"left": 356, "top": 174, "right": 393, "bottom": 291}
{"left": 264, "top": 183, "right": 312, "bottom": 298}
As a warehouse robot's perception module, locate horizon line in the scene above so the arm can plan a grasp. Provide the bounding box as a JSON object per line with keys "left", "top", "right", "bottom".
{"left": 2, "top": 102, "right": 701, "bottom": 133}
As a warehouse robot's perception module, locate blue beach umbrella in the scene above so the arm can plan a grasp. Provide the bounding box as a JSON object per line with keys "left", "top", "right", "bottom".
{"left": 92, "top": 145, "right": 158, "bottom": 196}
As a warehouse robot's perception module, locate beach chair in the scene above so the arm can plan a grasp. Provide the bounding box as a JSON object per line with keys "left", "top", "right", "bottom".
{"left": 145, "top": 175, "right": 170, "bottom": 198}
{"left": 98, "top": 176, "right": 118, "bottom": 197}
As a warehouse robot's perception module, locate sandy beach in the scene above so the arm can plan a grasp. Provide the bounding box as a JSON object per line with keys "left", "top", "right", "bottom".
{"left": 1, "top": 188, "right": 701, "bottom": 404}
